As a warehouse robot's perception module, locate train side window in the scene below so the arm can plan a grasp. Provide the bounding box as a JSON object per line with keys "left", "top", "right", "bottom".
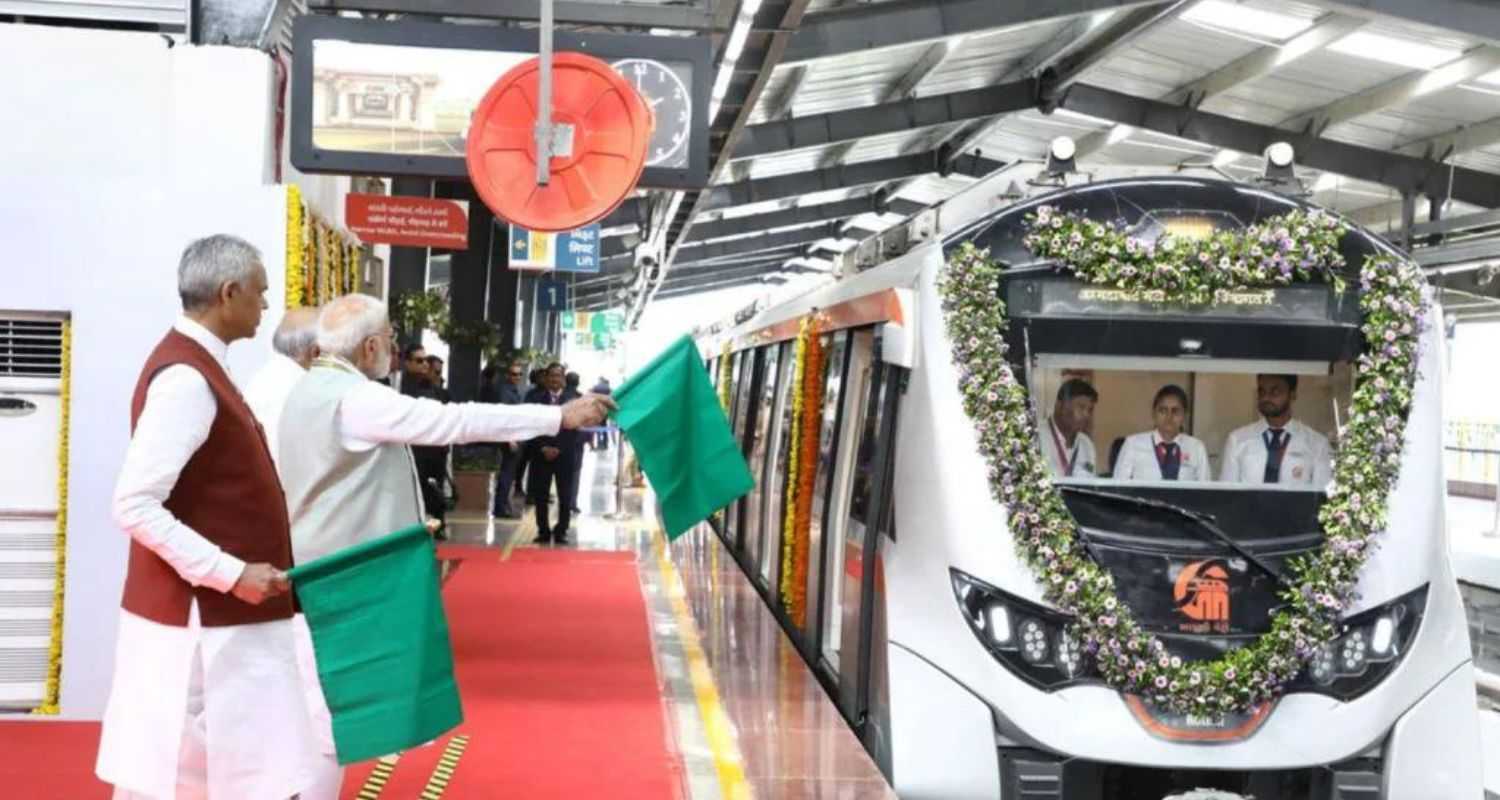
{"left": 744, "top": 345, "right": 781, "bottom": 578}
{"left": 763, "top": 341, "right": 798, "bottom": 589}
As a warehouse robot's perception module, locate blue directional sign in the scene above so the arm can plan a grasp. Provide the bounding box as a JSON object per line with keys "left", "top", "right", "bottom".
{"left": 509, "top": 224, "right": 600, "bottom": 273}
{"left": 536, "top": 278, "right": 569, "bottom": 312}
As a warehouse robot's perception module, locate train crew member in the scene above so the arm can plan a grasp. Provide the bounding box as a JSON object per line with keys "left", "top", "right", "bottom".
{"left": 1113, "top": 385, "right": 1211, "bottom": 482}
{"left": 1219, "top": 374, "right": 1334, "bottom": 487}
{"left": 1039, "top": 378, "right": 1099, "bottom": 478}
{"left": 96, "top": 235, "right": 316, "bottom": 799}
{"left": 276, "top": 294, "right": 613, "bottom": 798}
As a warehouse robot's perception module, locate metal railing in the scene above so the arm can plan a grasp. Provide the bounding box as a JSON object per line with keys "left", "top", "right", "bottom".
{"left": 1448, "top": 421, "right": 1500, "bottom": 485}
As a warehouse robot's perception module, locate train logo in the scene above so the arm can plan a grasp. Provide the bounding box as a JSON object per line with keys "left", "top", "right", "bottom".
{"left": 1174, "top": 560, "right": 1230, "bottom": 624}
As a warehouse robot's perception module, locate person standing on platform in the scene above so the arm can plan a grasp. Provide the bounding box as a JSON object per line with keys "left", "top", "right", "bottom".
{"left": 1038, "top": 378, "right": 1098, "bottom": 479}
{"left": 400, "top": 344, "right": 429, "bottom": 397}
{"left": 565, "top": 371, "right": 586, "bottom": 514}
{"left": 398, "top": 345, "right": 450, "bottom": 532}
{"left": 96, "top": 234, "right": 317, "bottom": 800}
{"left": 526, "top": 363, "right": 583, "bottom": 544}
{"left": 515, "top": 366, "right": 546, "bottom": 502}
{"left": 590, "top": 376, "right": 613, "bottom": 450}
{"left": 488, "top": 360, "right": 528, "bottom": 518}
{"left": 245, "top": 306, "right": 320, "bottom": 471}
{"left": 1220, "top": 374, "right": 1334, "bottom": 487}
{"left": 427, "top": 354, "right": 451, "bottom": 402}
{"left": 277, "top": 295, "right": 613, "bottom": 799}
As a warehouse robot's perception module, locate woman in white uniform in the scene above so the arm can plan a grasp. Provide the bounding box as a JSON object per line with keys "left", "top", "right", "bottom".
{"left": 1113, "top": 385, "right": 1211, "bottom": 482}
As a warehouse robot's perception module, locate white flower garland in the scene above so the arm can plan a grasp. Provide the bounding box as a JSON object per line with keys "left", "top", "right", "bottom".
{"left": 940, "top": 207, "right": 1427, "bottom": 714}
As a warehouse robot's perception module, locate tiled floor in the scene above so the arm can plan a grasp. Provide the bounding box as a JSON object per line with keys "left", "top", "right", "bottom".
{"left": 443, "top": 448, "right": 896, "bottom": 800}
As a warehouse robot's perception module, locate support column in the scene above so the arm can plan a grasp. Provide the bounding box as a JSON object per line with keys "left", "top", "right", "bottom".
{"left": 437, "top": 180, "right": 492, "bottom": 402}
{"left": 389, "top": 177, "right": 432, "bottom": 350}
{"left": 487, "top": 220, "right": 520, "bottom": 354}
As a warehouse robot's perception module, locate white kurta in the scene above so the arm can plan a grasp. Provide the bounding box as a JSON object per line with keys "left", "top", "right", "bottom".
{"left": 288, "top": 357, "right": 564, "bottom": 799}
{"left": 243, "top": 352, "right": 306, "bottom": 472}
{"left": 96, "top": 317, "right": 316, "bottom": 800}
{"left": 1219, "top": 417, "right": 1334, "bottom": 487}
{"left": 1037, "top": 417, "right": 1098, "bottom": 478}
{"left": 1113, "top": 431, "right": 1212, "bottom": 482}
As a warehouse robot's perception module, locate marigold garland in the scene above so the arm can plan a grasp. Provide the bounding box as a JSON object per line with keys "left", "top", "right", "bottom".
{"left": 717, "top": 342, "right": 733, "bottom": 413}
{"left": 779, "top": 321, "right": 810, "bottom": 613}
{"left": 788, "top": 326, "right": 826, "bottom": 629}
{"left": 940, "top": 205, "right": 1427, "bottom": 715}
{"left": 285, "top": 185, "right": 306, "bottom": 309}
{"left": 33, "top": 320, "right": 71, "bottom": 715}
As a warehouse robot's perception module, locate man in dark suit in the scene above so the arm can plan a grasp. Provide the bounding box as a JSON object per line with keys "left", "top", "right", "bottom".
{"left": 564, "top": 372, "right": 586, "bottom": 514}
{"left": 525, "top": 363, "right": 580, "bottom": 544}
{"left": 488, "top": 360, "right": 528, "bottom": 518}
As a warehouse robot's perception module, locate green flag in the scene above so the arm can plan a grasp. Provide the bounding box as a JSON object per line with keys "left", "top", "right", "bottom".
{"left": 287, "top": 525, "right": 463, "bottom": 765}
{"left": 612, "top": 334, "right": 755, "bottom": 539}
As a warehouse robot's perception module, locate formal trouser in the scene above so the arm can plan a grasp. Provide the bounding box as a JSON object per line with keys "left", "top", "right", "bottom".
{"left": 567, "top": 447, "right": 585, "bottom": 511}
{"left": 527, "top": 456, "right": 575, "bottom": 540}
{"left": 492, "top": 445, "right": 521, "bottom": 515}
{"left": 414, "top": 454, "right": 447, "bottom": 525}
{"left": 514, "top": 452, "right": 530, "bottom": 500}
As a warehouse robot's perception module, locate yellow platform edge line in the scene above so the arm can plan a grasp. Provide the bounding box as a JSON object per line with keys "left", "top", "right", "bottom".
{"left": 355, "top": 753, "right": 401, "bottom": 799}
{"left": 416, "top": 734, "right": 472, "bottom": 798}
{"left": 654, "top": 527, "right": 753, "bottom": 800}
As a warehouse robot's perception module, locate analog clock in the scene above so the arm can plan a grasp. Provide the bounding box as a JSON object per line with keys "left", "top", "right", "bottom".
{"left": 612, "top": 58, "right": 693, "bottom": 169}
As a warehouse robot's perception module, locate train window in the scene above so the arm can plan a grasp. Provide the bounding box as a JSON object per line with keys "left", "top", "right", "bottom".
{"left": 723, "top": 351, "right": 745, "bottom": 544}
{"left": 762, "top": 341, "right": 797, "bottom": 589}
{"left": 824, "top": 329, "right": 880, "bottom": 676}
{"left": 1027, "top": 359, "right": 1353, "bottom": 489}
{"left": 807, "top": 331, "right": 851, "bottom": 639}
{"left": 744, "top": 345, "right": 781, "bottom": 580}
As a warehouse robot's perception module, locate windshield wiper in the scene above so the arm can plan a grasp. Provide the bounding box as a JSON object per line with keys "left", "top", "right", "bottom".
{"left": 1056, "top": 485, "right": 1291, "bottom": 593}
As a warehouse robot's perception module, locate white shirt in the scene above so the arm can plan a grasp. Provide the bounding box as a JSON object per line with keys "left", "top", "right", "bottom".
{"left": 99, "top": 316, "right": 316, "bottom": 799}
{"left": 1220, "top": 417, "right": 1333, "bottom": 488}
{"left": 244, "top": 352, "right": 306, "bottom": 471}
{"left": 1114, "top": 431, "right": 1212, "bottom": 482}
{"left": 322, "top": 356, "right": 563, "bottom": 451}
{"left": 1038, "top": 417, "right": 1098, "bottom": 478}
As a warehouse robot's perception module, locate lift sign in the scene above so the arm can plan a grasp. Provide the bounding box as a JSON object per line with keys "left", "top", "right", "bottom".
{"left": 509, "top": 224, "right": 601, "bottom": 273}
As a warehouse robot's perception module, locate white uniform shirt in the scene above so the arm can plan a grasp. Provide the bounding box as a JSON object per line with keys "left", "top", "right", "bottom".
{"left": 97, "top": 316, "right": 316, "bottom": 799}
{"left": 1038, "top": 417, "right": 1098, "bottom": 478}
{"left": 1113, "top": 431, "right": 1212, "bottom": 482}
{"left": 1219, "top": 418, "right": 1333, "bottom": 487}
{"left": 244, "top": 352, "right": 306, "bottom": 471}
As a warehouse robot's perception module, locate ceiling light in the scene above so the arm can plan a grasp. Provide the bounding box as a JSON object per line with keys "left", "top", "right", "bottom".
{"left": 1328, "top": 31, "right": 1462, "bottom": 71}
{"left": 711, "top": 68, "right": 733, "bottom": 100}
{"left": 723, "top": 23, "right": 750, "bottom": 62}
{"left": 1181, "top": 0, "right": 1313, "bottom": 42}
{"left": 740, "top": 0, "right": 764, "bottom": 16}
{"left": 1478, "top": 68, "right": 1500, "bottom": 87}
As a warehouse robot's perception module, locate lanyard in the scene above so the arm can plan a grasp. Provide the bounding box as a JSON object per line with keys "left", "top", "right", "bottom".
{"left": 1049, "top": 420, "right": 1077, "bottom": 477}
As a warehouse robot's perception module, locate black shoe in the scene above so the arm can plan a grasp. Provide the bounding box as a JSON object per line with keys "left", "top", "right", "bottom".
{"left": 569, "top": 506, "right": 581, "bottom": 514}
{"left": 492, "top": 508, "right": 513, "bottom": 519}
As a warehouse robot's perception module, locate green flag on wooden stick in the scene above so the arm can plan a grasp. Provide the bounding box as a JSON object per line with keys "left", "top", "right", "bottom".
{"left": 612, "top": 334, "right": 755, "bottom": 540}
{"left": 287, "top": 525, "right": 463, "bottom": 765}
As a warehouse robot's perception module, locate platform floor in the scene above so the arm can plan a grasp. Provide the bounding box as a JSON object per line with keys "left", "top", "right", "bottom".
{"left": 444, "top": 448, "right": 896, "bottom": 800}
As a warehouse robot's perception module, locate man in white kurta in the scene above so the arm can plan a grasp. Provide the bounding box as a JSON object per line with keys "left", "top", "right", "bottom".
{"left": 1038, "top": 378, "right": 1099, "bottom": 478}
{"left": 278, "top": 295, "right": 615, "bottom": 798}
{"left": 244, "top": 306, "right": 319, "bottom": 469}
{"left": 1220, "top": 374, "right": 1334, "bottom": 487}
{"left": 96, "top": 235, "right": 317, "bottom": 799}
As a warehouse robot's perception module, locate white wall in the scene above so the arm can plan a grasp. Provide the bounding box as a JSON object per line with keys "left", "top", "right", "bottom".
{"left": 0, "top": 24, "right": 289, "bottom": 719}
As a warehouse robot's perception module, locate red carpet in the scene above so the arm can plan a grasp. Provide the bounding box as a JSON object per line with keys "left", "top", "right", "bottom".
{"left": 338, "top": 546, "right": 685, "bottom": 799}
{"left": 0, "top": 547, "right": 682, "bottom": 799}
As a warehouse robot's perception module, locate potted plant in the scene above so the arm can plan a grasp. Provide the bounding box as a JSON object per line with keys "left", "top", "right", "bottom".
{"left": 450, "top": 445, "right": 496, "bottom": 515}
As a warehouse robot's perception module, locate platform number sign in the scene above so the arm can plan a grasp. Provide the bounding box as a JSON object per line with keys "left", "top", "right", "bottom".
{"left": 537, "top": 279, "right": 568, "bottom": 312}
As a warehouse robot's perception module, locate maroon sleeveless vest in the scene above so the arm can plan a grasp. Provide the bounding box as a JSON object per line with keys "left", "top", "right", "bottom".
{"left": 121, "top": 329, "right": 295, "bottom": 627}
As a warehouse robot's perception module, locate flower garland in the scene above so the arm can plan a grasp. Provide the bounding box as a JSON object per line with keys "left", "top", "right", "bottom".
{"left": 717, "top": 342, "right": 733, "bottom": 413}
{"left": 285, "top": 185, "right": 306, "bottom": 309}
{"left": 940, "top": 206, "right": 1426, "bottom": 715}
{"left": 788, "top": 326, "right": 826, "bottom": 629}
{"left": 780, "top": 320, "right": 810, "bottom": 614}
{"left": 33, "top": 320, "right": 72, "bottom": 715}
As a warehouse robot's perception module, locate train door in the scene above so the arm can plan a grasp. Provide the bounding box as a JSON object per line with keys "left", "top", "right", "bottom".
{"left": 742, "top": 345, "right": 781, "bottom": 586}
{"left": 805, "top": 331, "right": 852, "bottom": 657}
{"left": 760, "top": 341, "right": 797, "bottom": 591}
{"left": 721, "top": 350, "right": 745, "bottom": 546}
{"left": 730, "top": 350, "right": 762, "bottom": 554}
{"left": 818, "top": 328, "right": 876, "bottom": 677}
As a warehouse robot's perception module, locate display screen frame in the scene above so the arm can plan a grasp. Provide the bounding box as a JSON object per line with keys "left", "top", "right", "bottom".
{"left": 289, "top": 14, "right": 712, "bottom": 189}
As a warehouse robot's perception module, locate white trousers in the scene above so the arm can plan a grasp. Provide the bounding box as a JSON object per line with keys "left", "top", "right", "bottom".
{"left": 292, "top": 614, "right": 345, "bottom": 800}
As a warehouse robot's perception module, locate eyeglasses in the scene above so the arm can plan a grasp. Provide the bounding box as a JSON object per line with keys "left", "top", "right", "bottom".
{"left": 508, "top": 371, "right": 523, "bottom": 377}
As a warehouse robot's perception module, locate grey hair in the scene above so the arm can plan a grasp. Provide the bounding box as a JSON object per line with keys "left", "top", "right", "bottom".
{"left": 317, "top": 294, "right": 389, "bottom": 360}
{"left": 178, "top": 234, "right": 263, "bottom": 311}
{"left": 272, "top": 308, "right": 320, "bottom": 359}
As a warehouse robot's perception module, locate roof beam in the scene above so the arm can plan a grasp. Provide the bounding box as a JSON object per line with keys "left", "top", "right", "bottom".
{"left": 732, "top": 80, "right": 1036, "bottom": 160}
{"left": 1395, "top": 115, "right": 1500, "bottom": 161}
{"left": 1279, "top": 46, "right": 1500, "bottom": 137}
{"left": 1043, "top": 1, "right": 1190, "bottom": 98}
{"left": 685, "top": 196, "right": 877, "bottom": 242}
{"left": 306, "top": 0, "right": 716, "bottom": 30}
{"left": 697, "top": 153, "right": 929, "bottom": 212}
{"left": 1053, "top": 83, "right": 1500, "bottom": 207}
{"left": 675, "top": 221, "right": 845, "bottom": 261}
{"left": 1319, "top": 0, "right": 1500, "bottom": 48}
{"left": 744, "top": 0, "right": 1162, "bottom": 67}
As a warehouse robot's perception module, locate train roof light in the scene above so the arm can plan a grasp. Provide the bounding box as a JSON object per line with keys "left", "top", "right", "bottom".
{"left": 1046, "top": 136, "right": 1077, "bottom": 177}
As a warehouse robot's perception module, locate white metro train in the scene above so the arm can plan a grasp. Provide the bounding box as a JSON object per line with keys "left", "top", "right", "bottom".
{"left": 695, "top": 171, "right": 1482, "bottom": 798}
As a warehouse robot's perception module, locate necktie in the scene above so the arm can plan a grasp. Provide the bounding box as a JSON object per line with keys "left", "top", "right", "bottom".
{"left": 1156, "top": 442, "right": 1181, "bottom": 480}
{"left": 1263, "top": 429, "right": 1288, "bottom": 483}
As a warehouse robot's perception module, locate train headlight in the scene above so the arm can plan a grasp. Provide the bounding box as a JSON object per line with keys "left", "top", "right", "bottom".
{"left": 1290, "top": 585, "right": 1427, "bottom": 701}
{"left": 952, "top": 569, "right": 1096, "bottom": 690}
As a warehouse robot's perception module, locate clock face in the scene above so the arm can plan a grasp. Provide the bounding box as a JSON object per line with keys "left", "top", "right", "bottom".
{"left": 612, "top": 58, "right": 693, "bottom": 169}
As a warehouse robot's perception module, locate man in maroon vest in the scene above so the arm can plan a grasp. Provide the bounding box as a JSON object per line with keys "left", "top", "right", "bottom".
{"left": 95, "top": 234, "right": 317, "bottom": 799}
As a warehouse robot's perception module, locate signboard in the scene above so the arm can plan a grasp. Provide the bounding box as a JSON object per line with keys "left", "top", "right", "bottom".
{"left": 345, "top": 194, "right": 469, "bottom": 249}
{"left": 536, "top": 278, "right": 569, "bottom": 312}
{"left": 509, "top": 224, "right": 601, "bottom": 272}
{"left": 290, "top": 15, "right": 712, "bottom": 189}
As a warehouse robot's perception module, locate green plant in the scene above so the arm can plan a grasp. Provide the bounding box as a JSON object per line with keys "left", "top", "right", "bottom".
{"left": 391, "top": 289, "right": 449, "bottom": 340}
{"left": 452, "top": 445, "right": 496, "bottom": 472}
